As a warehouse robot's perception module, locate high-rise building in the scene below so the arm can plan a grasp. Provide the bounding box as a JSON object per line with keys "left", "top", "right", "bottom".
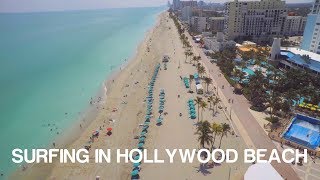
{"left": 190, "top": 16, "right": 209, "bottom": 33}
{"left": 283, "top": 16, "right": 307, "bottom": 36}
{"left": 224, "top": 0, "right": 287, "bottom": 43}
{"left": 301, "top": 0, "right": 320, "bottom": 54}
{"left": 181, "top": 6, "right": 193, "bottom": 22}
{"left": 173, "top": 0, "right": 181, "bottom": 10}
{"left": 180, "top": 1, "right": 198, "bottom": 9}
{"left": 208, "top": 17, "right": 225, "bottom": 33}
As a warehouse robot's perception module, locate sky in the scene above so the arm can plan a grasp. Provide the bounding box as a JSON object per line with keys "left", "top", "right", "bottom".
{"left": 0, "top": 0, "right": 314, "bottom": 13}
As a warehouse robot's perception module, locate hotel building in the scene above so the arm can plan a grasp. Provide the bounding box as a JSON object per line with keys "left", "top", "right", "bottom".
{"left": 224, "top": 0, "right": 287, "bottom": 43}
{"left": 301, "top": 0, "right": 320, "bottom": 54}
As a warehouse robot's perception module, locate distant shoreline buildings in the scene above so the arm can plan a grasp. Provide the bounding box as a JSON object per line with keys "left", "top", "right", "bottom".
{"left": 171, "top": 0, "right": 308, "bottom": 45}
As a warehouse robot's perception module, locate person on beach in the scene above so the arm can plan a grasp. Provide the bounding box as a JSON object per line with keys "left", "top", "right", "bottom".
{"left": 53, "top": 142, "right": 55, "bottom": 148}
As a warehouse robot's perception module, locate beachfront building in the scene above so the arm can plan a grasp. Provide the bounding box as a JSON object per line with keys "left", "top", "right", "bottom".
{"left": 270, "top": 37, "right": 320, "bottom": 75}
{"left": 204, "top": 32, "right": 236, "bottom": 52}
{"left": 190, "top": 16, "right": 209, "bottom": 33}
{"left": 181, "top": 6, "right": 193, "bottom": 22}
{"left": 278, "top": 47, "right": 320, "bottom": 75}
{"left": 208, "top": 17, "right": 225, "bottom": 33}
{"left": 283, "top": 16, "right": 307, "bottom": 36}
{"left": 180, "top": 0, "right": 198, "bottom": 9}
{"left": 172, "top": 0, "right": 181, "bottom": 10}
{"left": 224, "top": 0, "right": 287, "bottom": 43}
{"left": 301, "top": 0, "right": 320, "bottom": 54}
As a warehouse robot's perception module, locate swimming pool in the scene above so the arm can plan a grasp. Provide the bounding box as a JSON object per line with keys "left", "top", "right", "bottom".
{"left": 283, "top": 114, "right": 320, "bottom": 150}
{"left": 280, "top": 51, "right": 295, "bottom": 58}
{"left": 242, "top": 68, "right": 255, "bottom": 76}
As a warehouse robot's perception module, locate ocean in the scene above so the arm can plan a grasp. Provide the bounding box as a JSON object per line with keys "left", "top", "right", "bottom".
{"left": 0, "top": 7, "right": 163, "bottom": 178}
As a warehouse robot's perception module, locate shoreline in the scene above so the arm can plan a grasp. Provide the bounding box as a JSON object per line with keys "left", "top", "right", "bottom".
{"left": 10, "top": 10, "right": 164, "bottom": 180}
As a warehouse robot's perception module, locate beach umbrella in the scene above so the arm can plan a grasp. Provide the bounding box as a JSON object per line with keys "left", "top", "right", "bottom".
{"left": 131, "top": 170, "right": 139, "bottom": 176}
{"left": 144, "top": 122, "right": 150, "bottom": 125}
{"left": 139, "top": 137, "right": 145, "bottom": 142}
{"left": 140, "top": 131, "right": 146, "bottom": 136}
{"left": 138, "top": 143, "right": 144, "bottom": 148}
{"left": 106, "top": 127, "right": 112, "bottom": 132}
{"left": 134, "top": 155, "right": 140, "bottom": 161}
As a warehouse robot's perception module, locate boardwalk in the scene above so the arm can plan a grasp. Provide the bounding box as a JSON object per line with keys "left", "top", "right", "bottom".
{"left": 187, "top": 33, "right": 300, "bottom": 180}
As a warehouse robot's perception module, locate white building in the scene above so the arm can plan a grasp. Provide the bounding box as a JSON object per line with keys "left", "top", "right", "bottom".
{"left": 224, "top": 0, "right": 287, "bottom": 43}
{"left": 301, "top": 0, "right": 320, "bottom": 54}
{"left": 204, "top": 32, "right": 236, "bottom": 52}
{"left": 208, "top": 17, "right": 225, "bottom": 33}
{"left": 283, "top": 16, "right": 307, "bottom": 36}
{"left": 181, "top": 6, "right": 193, "bottom": 22}
{"left": 190, "top": 16, "right": 209, "bottom": 33}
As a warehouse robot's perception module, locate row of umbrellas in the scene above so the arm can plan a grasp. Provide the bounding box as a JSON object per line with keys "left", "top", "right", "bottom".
{"left": 183, "top": 77, "right": 190, "bottom": 88}
{"left": 188, "top": 99, "right": 196, "bottom": 119}
{"left": 131, "top": 63, "right": 161, "bottom": 179}
{"left": 157, "top": 89, "right": 165, "bottom": 125}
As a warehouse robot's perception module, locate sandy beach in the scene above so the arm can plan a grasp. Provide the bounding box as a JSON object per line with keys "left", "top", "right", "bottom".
{"left": 12, "top": 12, "right": 249, "bottom": 180}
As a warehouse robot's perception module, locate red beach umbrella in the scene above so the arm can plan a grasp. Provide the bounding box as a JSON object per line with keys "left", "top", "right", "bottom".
{"left": 107, "top": 127, "right": 112, "bottom": 131}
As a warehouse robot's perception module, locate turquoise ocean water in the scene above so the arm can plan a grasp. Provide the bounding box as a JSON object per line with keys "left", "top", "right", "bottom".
{"left": 0, "top": 7, "right": 163, "bottom": 178}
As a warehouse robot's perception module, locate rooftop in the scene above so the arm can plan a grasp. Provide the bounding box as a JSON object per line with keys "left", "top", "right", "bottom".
{"left": 280, "top": 47, "right": 320, "bottom": 73}
{"left": 282, "top": 47, "right": 320, "bottom": 62}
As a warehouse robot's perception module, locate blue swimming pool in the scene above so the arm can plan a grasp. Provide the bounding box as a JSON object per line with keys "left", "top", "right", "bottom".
{"left": 280, "top": 51, "right": 295, "bottom": 58}
{"left": 283, "top": 114, "right": 320, "bottom": 149}
{"left": 242, "top": 68, "right": 255, "bottom": 76}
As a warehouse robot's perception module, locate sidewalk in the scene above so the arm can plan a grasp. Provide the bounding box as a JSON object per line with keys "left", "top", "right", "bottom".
{"left": 184, "top": 32, "right": 300, "bottom": 180}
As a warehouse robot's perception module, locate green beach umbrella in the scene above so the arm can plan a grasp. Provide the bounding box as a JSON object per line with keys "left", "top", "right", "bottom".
{"left": 131, "top": 169, "right": 139, "bottom": 176}
{"left": 140, "top": 131, "right": 146, "bottom": 136}
{"left": 139, "top": 137, "right": 145, "bottom": 142}
{"left": 134, "top": 155, "right": 140, "bottom": 161}
{"left": 138, "top": 143, "right": 144, "bottom": 148}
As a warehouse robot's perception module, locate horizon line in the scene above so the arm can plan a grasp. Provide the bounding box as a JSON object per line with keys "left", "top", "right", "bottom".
{"left": 0, "top": 5, "right": 166, "bottom": 14}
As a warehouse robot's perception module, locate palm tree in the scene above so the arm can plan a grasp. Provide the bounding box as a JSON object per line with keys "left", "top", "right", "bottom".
{"left": 211, "top": 122, "right": 222, "bottom": 148}
{"left": 212, "top": 96, "right": 221, "bottom": 113}
{"left": 194, "top": 97, "right": 202, "bottom": 122}
{"left": 192, "top": 56, "right": 197, "bottom": 65}
{"left": 218, "top": 123, "right": 231, "bottom": 148}
{"left": 207, "top": 96, "right": 213, "bottom": 110}
{"left": 184, "top": 50, "right": 189, "bottom": 63}
{"left": 204, "top": 77, "right": 213, "bottom": 93}
{"left": 195, "top": 120, "right": 213, "bottom": 148}
{"left": 197, "top": 65, "right": 206, "bottom": 78}
{"left": 188, "top": 51, "right": 194, "bottom": 64}
{"left": 189, "top": 75, "right": 194, "bottom": 90}
{"left": 199, "top": 101, "right": 208, "bottom": 120}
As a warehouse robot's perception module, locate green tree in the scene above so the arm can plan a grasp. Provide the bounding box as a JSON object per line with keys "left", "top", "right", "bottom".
{"left": 194, "top": 97, "right": 203, "bottom": 122}
{"left": 218, "top": 123, "right": 231, "bottom": 148}
{"left": 203, "top": 77, "right": 213, "bottom": 93}
{"left": 199, "top": 101, "right": 208, "bottom": 120}
{"left": 189, "top": 74, "right": 194, "bottom": 90}
{"left": 195, "top": 120, "right": 213, "bottom": 148}
{"left": 211, "top": 122, "right": 222, "bottom": 148}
